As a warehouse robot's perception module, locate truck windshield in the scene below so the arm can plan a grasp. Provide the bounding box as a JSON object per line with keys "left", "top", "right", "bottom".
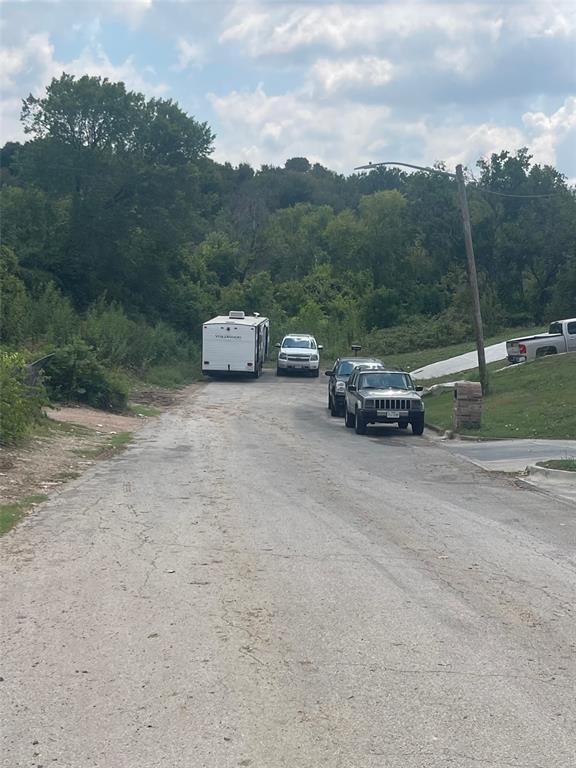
{"left": 358, "top": 372, "right": 412, "bottom": 390}
{"left": 548, "top": 322, "right": 562, "bottom": 335}
{"left": 283, "top": 338, "right": 316, "bottom": 349}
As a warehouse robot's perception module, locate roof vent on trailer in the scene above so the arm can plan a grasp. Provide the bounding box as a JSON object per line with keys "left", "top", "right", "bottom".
{"left": 228, "top": 310, "right": 245, "bottom": 319}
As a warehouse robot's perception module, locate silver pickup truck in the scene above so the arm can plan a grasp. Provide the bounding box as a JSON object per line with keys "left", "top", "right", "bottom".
{"left": 506, "top": 318, "right": 576, "bottom": 363}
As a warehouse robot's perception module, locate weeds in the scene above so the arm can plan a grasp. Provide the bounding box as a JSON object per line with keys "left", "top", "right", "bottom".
{"left": 0, "top": 495, "right": 49, "bottom": 536}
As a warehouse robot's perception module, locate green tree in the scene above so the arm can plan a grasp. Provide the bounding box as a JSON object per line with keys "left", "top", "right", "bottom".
{"left": 358, "top": 190, "right": 411, "bottom": 285}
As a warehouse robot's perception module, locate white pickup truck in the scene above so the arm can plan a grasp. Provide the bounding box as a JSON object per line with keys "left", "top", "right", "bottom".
{"left": 506, "top": 318, "right": 576, "bottom": 363}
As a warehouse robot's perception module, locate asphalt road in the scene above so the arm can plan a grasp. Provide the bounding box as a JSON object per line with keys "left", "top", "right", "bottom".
{"left": 444, "top": 438, "right": 576, "bottom": 472}
{"left": 1, "top": 374, "right": 575, "bottom": 768}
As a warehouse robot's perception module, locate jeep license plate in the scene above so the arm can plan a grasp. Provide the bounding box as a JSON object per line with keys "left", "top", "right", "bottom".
{"left": 378, "top": 409, "right": 400, "bottom": 418}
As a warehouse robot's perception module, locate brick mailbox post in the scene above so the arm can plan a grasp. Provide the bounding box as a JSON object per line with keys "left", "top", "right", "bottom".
{"left": 453, "top": 381, "right": 482, "bottom": 430}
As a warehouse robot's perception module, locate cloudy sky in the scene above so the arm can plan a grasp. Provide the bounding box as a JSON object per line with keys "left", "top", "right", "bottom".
{"left": 1, "top": 0, "right": 575, "bottom": 177}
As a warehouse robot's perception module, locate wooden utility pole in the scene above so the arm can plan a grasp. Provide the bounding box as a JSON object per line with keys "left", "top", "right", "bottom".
{"left": 455, "top": 164, "right": 489, "bottom": 395}
{"left": 354, "top": 160, "right": 490, "bottom": 395}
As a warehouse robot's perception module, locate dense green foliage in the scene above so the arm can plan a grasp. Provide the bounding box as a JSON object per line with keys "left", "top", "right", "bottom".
{"left": 0, "top": 350, "right": 46, "bottom": 444}
{"left": 1, "top": 73, "right": 575, "bottom": 382}
{"left": 42, "top": 340, "right": 128, "bottom": 411}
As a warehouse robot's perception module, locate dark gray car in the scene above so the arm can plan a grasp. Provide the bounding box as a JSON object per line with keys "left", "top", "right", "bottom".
{"left": 343, "top": 368, "right": 425, "bottom": 435}
{"left": 325, "top": 357, "right": 383, "bottom": 417}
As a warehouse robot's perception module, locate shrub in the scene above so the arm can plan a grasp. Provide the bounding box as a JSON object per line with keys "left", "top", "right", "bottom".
{"left": 0, "top": 350, "right": 45, "bottom": 444}
{"left": 29, "top": 283, "right": 79, "bottom": 345}
{"left": 83, "top": 299, "right": 188, "bottom": 373}
{"left": 42, "top": 339, "right": 128, "bottom": 411}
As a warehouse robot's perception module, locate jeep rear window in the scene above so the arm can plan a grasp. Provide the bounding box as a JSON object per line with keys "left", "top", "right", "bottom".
{"left": 337, "top": 361, "right": 356, "bottom": 375}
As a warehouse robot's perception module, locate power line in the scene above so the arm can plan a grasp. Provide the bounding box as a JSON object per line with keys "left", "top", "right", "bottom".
{"left": 474, "top": 187, "right": 569, "bottom": 199}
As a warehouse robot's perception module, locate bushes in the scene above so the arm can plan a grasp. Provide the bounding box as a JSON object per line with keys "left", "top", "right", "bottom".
{"left": 42, "top": 340, "right": 128, "bottom": 412}
{"left": 0, "top": 351, "right": 45, "bottom": 444}
{"left": 364, "top": 313, "right": 474, "bottom": 357}
{"left": 83, "top": 300, "right": 189, "bottom": 373}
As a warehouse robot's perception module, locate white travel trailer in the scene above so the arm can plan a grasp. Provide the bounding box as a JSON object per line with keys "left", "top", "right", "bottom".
{"left": 202, "top": 311, "right": 270, "bottom": 377}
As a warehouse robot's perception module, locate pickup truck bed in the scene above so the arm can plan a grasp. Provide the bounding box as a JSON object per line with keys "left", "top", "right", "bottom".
{"left": 506, "top": 319, "right": 576, "bottom": 363}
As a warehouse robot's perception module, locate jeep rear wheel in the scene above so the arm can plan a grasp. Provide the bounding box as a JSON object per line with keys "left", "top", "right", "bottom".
{"left": 345, "top": 407, "right": 355, "bottom": 428}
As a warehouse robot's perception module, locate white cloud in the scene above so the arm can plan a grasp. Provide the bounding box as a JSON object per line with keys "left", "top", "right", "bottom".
{"left": 514, "top": 5, "right": 576, "bottom": 39}
{"left": 208, "top": 82, "right": 576, "bottom": 176}
{"left": 425, "top": 122, "right": 527, "bottom": 170}
{"left": 0, "top": 97, "right": 27, "bottom": 143}
{"left": 309, "top": 56, "right": 395, "bottom": 95}
{"left": 0, "top": 32, "right": 56, "bottom": 89}
{"left": 208, "top": 84, "right": 392, "bottom": 170}
{"left": 174, "top": 37, "right": 205, "bottom": 70}
{"left": 220, "top": 2, "right": 510, "bottom": 57}
{"left": 65, "top": 44, "right": 168, "bottom": 96}
{"left": 109, "top": 0, "right": 153, "bottom": 28}
{"left": 522, "top": 97, "right": 576, "bottom": 166}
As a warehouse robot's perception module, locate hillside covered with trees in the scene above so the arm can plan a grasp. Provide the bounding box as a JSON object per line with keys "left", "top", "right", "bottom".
{"left": 2, "top": 74, "right": 575, "bottom": 398}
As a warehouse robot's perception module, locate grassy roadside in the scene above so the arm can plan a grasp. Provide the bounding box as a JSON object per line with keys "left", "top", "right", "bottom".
{"left": 0, "top": 495, "right": 49, "bottom": 536}
{"left": 71, "top": 430, "right": 134, "bottom": 459}
{"left": 424, "top": 354, "right": 576, "bottom": 439}
{"left": 537, "top": 459, "right": 576, "bottom": 471}
{"left": 0, "top": 400, "right": 166, "bottom": 537}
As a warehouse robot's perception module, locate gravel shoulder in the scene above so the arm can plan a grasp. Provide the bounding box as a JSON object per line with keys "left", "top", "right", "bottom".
{"left": 1, "top": 374, "right": 575, "bottom": 767}
{"left": 0, "top": 407, "right": 148, "bottom": 510}
{"left": 0, "top": 386, "right": 192, "bottom": 520}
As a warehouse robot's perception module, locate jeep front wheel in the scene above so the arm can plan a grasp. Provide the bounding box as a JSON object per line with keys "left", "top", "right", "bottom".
{"left": 355, "top": 410, "right": 367, "bottom": 435}
{"left": 411, "top": 415, "right": 425, "bottom": 435}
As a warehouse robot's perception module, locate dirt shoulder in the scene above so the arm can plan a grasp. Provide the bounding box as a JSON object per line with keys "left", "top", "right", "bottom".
{"left": 0, "top": 385, "right": 194, "bottom": 531}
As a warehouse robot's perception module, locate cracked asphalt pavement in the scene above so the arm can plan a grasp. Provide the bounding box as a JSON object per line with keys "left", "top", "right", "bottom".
{"left": 1, "top": 373, "right": 575, "bottom": 767}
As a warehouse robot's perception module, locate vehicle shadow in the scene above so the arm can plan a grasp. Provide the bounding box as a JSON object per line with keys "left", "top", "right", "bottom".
{"left": 204, "top": 372, "right": 264, "bottom": 383}
{"left": 363, "top": 424, "right": 419, "bottom": 439}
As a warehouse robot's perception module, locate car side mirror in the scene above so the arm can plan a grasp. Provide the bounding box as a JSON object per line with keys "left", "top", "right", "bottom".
{"left": 318, "top": 345, "right": 323, "bottom": 350}
{"left": 415, "top": 386, "right": 423, "bottom": 392}
{"left": 347, "top": 384, "right": 356, "bottom": 392}
{"left": 325, "top": 370, "right": 332, "bottom": 376}
{"left": 275, "top": 343, "right": 281, "bottom": 348}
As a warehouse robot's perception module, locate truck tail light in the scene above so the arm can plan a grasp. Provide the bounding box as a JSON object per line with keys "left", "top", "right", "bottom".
{"left": 519, "top": 344, "right": 527, "bottom": 354}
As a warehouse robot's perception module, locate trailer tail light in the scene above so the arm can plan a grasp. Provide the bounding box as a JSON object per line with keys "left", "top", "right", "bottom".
{"left": 247, "top": 362, "right": 253, "bottom": 367}
{"left": 519, "top": 344, "right": 527, "bottom": 354}
{"left": 204, "top": 361, "right": 210, "bottom": 365}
